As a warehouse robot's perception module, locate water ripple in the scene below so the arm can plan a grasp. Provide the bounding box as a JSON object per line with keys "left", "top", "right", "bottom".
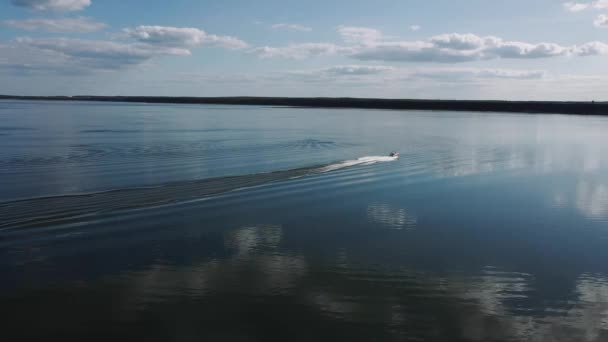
{"left": 0, "top": 156, "right": 396, "bottom": 230}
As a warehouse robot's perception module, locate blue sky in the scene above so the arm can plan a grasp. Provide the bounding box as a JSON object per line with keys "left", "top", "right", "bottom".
{"left": 1, "top": 0, "right": 608, "bottom": 100}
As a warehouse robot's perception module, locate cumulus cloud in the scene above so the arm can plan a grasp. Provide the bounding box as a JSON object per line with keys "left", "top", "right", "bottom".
{"left": 430, "top": 33, "right": 490, "bottom": 50}
{"left": 252, "top": 43, "right": 351, "bottom": 59}
{"left": 571, "top": 41, "right": 608, "bottom": 54}
{"left": 271, "top": 23, "right": 312, "bottom": 32}
{"left": 595, "top": 14, "right": 608, "bottom": 27}
{"left": 351, "top": 33, "right": 604, "bottom": 63}
{"left": 0, "top": 42, "right": 77, "bottom": 74}
{"left": 254, "top": 29, "right": 608, "bottom": 63}
{"left": 410, "top": 25, "right": 421, "bottom": 31}
{"left": 3, "top": 17, "right": 105, "bottom": 33}
{"left": 563, "top": 0, "right": 608, "bottom": 12}
{"left": 473, "top": 69, "right": 546, "bottom": 79}
{"left": 252, "top": 26, "right": 391, "bottom": 59}
{"left": 488, "top": 42, "right": 567, "bottom": 58}
{"left": 5, "top": 25, "right": 247, "bottom": 73}
{"left": 352, "top": 43, "right": 476, "bottom": 63}
{"left": 122, "top": 25, "right": 248, "bottom": 49}
{"left": 11, "top": 0, "right": 91, "bottom": 12}
{"left": 15, "top": 37, "right": 190, "bottom": 70}
{"left": 563, "top": 2, "right": 591, "bottom": 11}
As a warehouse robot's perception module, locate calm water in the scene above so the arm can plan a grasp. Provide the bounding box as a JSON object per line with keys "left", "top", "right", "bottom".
{"left": 2, "top": 100, "right": 608, "bottom": 341}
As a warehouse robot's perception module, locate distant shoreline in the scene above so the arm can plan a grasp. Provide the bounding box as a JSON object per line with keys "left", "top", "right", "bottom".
{"left": 1, "top": 95, "right": 607, "bottom": 115}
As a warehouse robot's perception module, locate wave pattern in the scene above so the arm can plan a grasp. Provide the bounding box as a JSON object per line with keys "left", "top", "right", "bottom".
{"left": 79, "top": 128, "right": 243, "bottom": 134}
{"left": 0, "top": 156, "right": 397, "bottom": 230}
{"left": 319, "top": 156, "right": 397, "bottom": 173}
{"left": 0, "top": 139, "right": 353, "bottom": 171}
{"left": 3, "top": 102, "right": 608, "bottom": 342}
{"left": 284, "top": 139, "right": 346, "bottom": 150}
{"left": 367, "top": 203, "right": 418, "bottom": 230}
{"left": 0, "top": 126, "right": 35, "bottom": 132}
{"left": 0, "top": 140, "right": 224, "bottom": 169}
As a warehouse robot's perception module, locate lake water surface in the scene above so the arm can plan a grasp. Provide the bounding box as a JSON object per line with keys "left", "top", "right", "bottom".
{"left": 1, "top": 100, "right": 608, "bottom": 341}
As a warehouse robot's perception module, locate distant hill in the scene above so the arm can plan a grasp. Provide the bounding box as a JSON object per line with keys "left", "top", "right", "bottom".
{"left": 1, "top": 95, "right": 606, "bottom": 115}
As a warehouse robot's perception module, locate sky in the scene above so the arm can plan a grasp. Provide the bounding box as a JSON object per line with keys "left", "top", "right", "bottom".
{"left": 1, "top": 0, "right": 608, "bottom": 100}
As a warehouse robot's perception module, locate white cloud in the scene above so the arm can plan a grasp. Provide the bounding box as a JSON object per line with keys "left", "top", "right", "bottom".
{"left": 352, "top": 42, "right": 477, "bottom": 63}
{"left": 0, "top": 42, "right": 76, "bottom": 74}
{"left": 409, "top": 68, "right": 545, "bottom": 80}
{"left": 11, "top": 0, "right": 91, "bottom": 12}
{"left": 430, "top": 33, "right": 490, "bottom": 50}
{"left": 563, "top": 1, "right": 608, "bottom": 28}
{"left": 410, "top": 25, "right": 421, "bottom": 31}
{"left": 122, "top": 25, "right": 248, "bottom": 49}
{"left": 563, "top": 0, "right": 608, "bottom": 12}
{"left": 251, "top": 43, "right": 351, "bottom": 59}
{"left": 14, "top": 37, "right": 191, "bottom": 71}
{"left": 3, "top": 17, "right": 106, "bottom": 33}
{"left": 278, "top": 66, "right": 546, "bottom": 85}
{"left": 563, "top": 2, "right": 591, "bottom": 12}
{"left": 351, "top": 33, "right": 603, "bottom": 63}
{"left": 331, "top": 66, "right": 544, "bottom": 80}
{"left": 486, "top": 42, "right": 567, "bottom": 58}
{"left": 3, "top": 25, "right": 248, "bottom": 73}
{"left": 571, "top": 41, "right": 608, "bottom": 54}
{"left": 271, "top": 23, "right": 312, "bottom": 32}
{"left": 170, "top": 66, "right": 546, "bottom": 89}
{"left": 255, "top": 30, "right": 607, "bottom": 63}
{"left": 594, "top": 14, "right": 608, "bottom": 27}
{"left": 576, "top": 180, "right": 608, "bottom": 219}
{"left": 337, "top": 25, "right": 386, "bottom": 45}
{"left": 323, "top": 65, "right": 394, "bottom": 75}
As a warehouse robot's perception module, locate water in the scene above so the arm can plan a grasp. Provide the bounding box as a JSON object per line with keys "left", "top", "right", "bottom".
{"left": 1, "top": 100, "right": 608, "bottom": 341}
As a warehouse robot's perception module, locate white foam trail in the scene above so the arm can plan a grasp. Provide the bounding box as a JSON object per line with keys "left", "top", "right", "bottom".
{"left": 318, "top": 156, "right": 398, "bottom": 173}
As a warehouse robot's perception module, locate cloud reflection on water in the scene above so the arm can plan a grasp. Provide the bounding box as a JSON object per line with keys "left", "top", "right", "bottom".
{"left": 576, "top": 180, "right": 608, "bottom": 221}
{"left": 366, "top": 203, "right": 417, "bottom": 230}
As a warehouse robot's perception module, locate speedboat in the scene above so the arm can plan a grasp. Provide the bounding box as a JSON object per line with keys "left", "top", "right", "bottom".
{"left": 389, "top": 151, "right": 399, "bottom": 158}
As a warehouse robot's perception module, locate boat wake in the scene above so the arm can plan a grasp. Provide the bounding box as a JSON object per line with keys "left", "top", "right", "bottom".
{"left": 0, "top": 155, "right": 398, "bottom": 230}
{"left": 318, "top": 156, "right": 398, "bottom": 173}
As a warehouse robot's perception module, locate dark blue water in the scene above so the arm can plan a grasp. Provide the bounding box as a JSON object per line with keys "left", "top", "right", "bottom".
{"left": 1, "top": 100, "right": 608, "bottom": 341}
